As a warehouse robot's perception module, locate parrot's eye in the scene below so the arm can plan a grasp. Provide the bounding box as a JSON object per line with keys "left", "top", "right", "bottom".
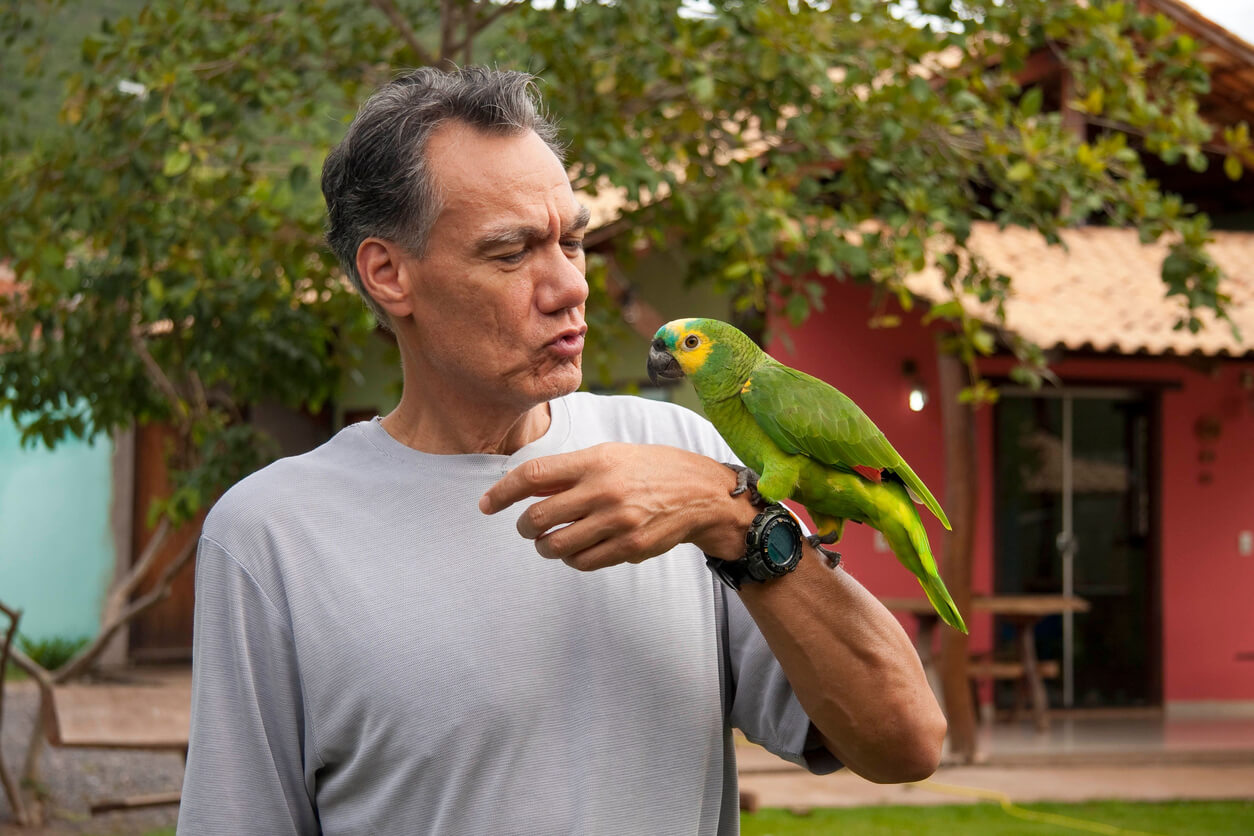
{"left": 683, "top": 334, "right": 700, "bottom": 350}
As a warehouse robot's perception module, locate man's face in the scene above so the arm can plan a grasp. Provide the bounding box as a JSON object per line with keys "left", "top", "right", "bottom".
{"left": 402, "top": 122, "right": 589, "bottom": 411}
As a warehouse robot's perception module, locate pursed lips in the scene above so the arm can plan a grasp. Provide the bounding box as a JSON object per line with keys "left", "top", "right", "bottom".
{"left": 546, "top": 326, "right": 586, "bottom": 357}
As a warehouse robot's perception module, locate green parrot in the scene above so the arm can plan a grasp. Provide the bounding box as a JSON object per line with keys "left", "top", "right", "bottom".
{"left": 647, "top": 317, "right": 966, "bottom": 633}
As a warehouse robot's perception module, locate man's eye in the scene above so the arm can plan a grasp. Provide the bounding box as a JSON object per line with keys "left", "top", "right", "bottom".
{"left": 496, "top": 250, "right": 527, "bottom": 265}
{"left": 561, "top": 238, "right": 585, "bottom": 254}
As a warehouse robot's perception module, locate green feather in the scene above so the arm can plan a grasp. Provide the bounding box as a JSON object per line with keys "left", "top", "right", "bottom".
{"left": 742, "top": 363, "right": 951, "bottom": 530}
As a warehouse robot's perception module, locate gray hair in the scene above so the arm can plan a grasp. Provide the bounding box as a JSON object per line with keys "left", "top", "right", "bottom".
{"left": 321, "top": 66, "right": 564, "bottom": 324}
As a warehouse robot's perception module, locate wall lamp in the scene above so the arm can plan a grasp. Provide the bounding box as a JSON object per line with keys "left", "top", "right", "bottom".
{"left": 903, "top": 359, "right": 928, "bottom": 412}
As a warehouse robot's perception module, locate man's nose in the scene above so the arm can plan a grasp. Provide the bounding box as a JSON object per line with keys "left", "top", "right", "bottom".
{"left": 536, "top": 245, "right": 589, "bottom": 313}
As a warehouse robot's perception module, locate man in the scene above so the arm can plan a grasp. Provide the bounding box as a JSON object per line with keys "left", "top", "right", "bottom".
{"left": 178, "top": 67, "right": 943, "bottom": 835}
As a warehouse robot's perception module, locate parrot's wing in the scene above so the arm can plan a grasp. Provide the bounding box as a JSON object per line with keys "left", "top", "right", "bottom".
{"left": 741, "top": 362, "right": 952, "bottom": 530}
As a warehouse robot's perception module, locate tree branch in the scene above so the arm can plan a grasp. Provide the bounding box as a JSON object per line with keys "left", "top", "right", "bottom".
{"left": 55, "top": 531, "right": 198, "bottom": 683}
{"left": 105, "top": 517, "right": 173, "bottom": 617}
{"left": 6, "top": 644, "right": 53, "bottom": 790}
{"left": 188, "top": 369, "right": 210, "bottom": 421}
{"left": 445, "top": 0, "right": 528, "bottom": 58}
{"left": 441, "top": 0, "right": 456, "bottom": 66}
{"left": 368, "top": 0, "right": 438, "bottom": 66}
{"left": 130, "top": 325, "right": 184, "bottom": 419}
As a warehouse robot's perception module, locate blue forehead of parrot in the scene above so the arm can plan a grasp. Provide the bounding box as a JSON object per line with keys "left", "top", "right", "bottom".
{"left": 658, "top": 318, "right": 700, "bottom": 343}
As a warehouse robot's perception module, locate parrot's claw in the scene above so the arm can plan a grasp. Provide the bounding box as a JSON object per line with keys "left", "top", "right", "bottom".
{"left": 805, "top": 534, "right": 842, "bottom": 569}
{"left": 722, "top": 463, "right": 770, "bottom": 509}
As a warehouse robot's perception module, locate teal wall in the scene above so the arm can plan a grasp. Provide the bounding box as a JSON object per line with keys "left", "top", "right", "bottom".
{"left": 0, "top": 416, "right": 115, "bottom": 643}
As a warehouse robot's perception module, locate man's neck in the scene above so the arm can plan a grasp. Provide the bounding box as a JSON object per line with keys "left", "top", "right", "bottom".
{"left": 379, "top": 390, "right": 552, "bottom": 456}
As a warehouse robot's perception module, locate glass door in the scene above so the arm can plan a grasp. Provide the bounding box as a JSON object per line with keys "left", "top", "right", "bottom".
{"left": 994, "top": 388, "right": 1159, "bottom": 708}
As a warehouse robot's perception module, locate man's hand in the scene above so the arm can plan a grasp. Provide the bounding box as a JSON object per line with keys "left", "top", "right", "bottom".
{"left": 479, "top": 443, "right": 756, "bottom": 571}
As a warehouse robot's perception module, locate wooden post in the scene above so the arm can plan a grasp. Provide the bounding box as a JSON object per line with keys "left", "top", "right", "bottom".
{"left": 937, "top": 349, "right": 978, "bottom": 762}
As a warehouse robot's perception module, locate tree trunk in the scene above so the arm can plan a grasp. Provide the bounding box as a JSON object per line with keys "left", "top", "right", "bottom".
{"left": 0, "top": 603, "right": 31, "bottom": 825}
{"left": 937, "top": 348, "right": 978, "bottom": 762}
{"left": 6, "top": 645, "right": 53, "bottom": 797}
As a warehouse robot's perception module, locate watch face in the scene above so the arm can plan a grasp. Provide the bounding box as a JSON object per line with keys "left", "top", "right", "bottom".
{"left": 764, "top": 517, "right": 800, "bottom": 567}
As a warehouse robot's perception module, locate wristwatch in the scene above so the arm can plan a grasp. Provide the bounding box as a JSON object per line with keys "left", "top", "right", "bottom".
{"left": 706, "top": 504, "right": 805, "bottom": 591}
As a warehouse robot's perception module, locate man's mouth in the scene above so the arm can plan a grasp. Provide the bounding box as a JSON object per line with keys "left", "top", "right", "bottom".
{"left": 547, "top": 327, "right": 586, "bottom": 358}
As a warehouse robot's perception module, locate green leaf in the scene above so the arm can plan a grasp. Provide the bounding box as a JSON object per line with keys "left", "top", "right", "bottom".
{"left": 289, "top": 164, "right": 310, "bottom": 190}
{"left": 691, "top": 75, "right": 715, "bottom": 105}
{"left": 785, "top": 293, "right": 809, "bottom": 325}
{"left": 1019, "top": 86, "right": 1043, "bottom": 118}
{"left": 162, "top": 149, "right": 192, "bottom": 178}
{"left": 1224, "top": 154, "right": 1243, "bottom": 181}
{"left": 909, "top": 76, "right": 931, "bottom": 103}
{"left": 972, "top": 329, "right": 995, "bottom": 355}
{"left": 924, "top": 300, "right": 964, "bottom": 323}
{"left": 1007, "top": 161, "right": 1034, "bottom": 182}
{"left": 759, "top": 50, "right": 779, "bottom": 81}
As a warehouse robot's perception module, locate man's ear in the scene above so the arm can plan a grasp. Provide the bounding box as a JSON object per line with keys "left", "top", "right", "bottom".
{"left": 356, "top": 237, "right": 415, "bottom": 319}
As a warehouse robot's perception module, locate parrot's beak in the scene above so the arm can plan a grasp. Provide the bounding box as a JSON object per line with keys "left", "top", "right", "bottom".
{"left": 647, "top": 339, "right": 684, "bottom": 386}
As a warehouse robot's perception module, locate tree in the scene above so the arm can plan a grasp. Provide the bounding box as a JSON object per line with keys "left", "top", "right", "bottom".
{"left": 0, "top": 0, "right": 394, "bottom": 814}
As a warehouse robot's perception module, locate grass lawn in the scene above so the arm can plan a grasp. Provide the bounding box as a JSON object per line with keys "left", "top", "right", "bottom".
{"left": 113, "top": 800, "right": 1254, "bottom": 835}
{"left": 741, "top": 800, "right": 1254, "bottom": 835}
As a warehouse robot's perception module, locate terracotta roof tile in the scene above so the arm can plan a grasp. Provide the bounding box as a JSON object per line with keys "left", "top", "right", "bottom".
{"left": 904, "top": 223, "right": 1254, "bottom": 357}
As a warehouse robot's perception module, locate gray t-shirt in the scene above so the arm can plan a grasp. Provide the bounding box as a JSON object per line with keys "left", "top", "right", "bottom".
{"left": 178, "top": 392, "right": 837, "bottom": 836}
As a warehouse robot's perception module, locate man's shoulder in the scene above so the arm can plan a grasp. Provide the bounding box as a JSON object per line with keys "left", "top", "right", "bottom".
{"left": 563, "top": 390, "right": 704, "bottom": 432}
{"left": 562, "top": 391, "right": 731, "bottom": 456}
{"left": 202, "top": 423, "right": 367, "bottom": 541}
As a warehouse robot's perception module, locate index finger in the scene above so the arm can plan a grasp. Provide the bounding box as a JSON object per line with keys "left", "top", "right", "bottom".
{"left": 478, "top": 450, "right": 590, "bottom": 515}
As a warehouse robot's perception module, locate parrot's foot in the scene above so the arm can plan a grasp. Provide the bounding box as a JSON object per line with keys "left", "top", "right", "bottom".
{"left": 805, "top": 534, "right": 842, "bottom": 569}
{"left": 807, "top": 529, "right": 840, "bottom": 546}
{"left": 722, "top": 463, "right": 770, "bottom": 509}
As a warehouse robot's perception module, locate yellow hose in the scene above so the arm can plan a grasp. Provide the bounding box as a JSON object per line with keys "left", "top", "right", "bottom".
{"left": 913, "top": 779, "right": 1167, "bottom": 836}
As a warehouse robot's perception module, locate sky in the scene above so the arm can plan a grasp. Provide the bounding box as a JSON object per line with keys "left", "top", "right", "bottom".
{"left": 1182, "top": 0, "right": 1254, "bottom": 44}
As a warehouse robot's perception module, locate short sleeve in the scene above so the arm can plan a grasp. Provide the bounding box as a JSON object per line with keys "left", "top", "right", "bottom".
{"left": 177, "top": 536, "right": 320, "bottom": 835}
{"left": 718, "top": 581, "right": 842, "bottom": 775}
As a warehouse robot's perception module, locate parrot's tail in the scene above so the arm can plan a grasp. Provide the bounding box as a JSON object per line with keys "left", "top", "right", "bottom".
{"left": 918, "top": 572, "right": 968, "bottom": 634}
{"left": 899, "top": 502, "right": 968, "bottom": 635}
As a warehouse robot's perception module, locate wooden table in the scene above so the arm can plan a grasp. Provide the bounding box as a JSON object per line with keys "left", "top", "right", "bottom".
{"left": 880, "top": 595, "right": 1091, "bottom": 731}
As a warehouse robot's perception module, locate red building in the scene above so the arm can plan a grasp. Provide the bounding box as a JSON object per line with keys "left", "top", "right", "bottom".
{"left": 772, "top": 223, "right": 1254, "bottom": 716}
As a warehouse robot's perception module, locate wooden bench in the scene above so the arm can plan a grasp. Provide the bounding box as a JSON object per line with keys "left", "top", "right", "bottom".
{"left": 40, "top": 671, "right": 190, "bottom": 814}
{"left": 967, "top": 656, "right": 1061, "bottom": 729}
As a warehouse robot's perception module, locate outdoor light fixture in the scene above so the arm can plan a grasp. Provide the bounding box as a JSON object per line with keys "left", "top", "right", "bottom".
{"left": 902, "top": 359, "right": 928, "bottom": 412}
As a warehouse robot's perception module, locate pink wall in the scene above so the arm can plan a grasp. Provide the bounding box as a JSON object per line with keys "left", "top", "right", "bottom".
{"left": 1157, "top": 363, "right": 1254, "bottom": 702}
{"left": 773, "top": 277, "right": 1254, "bottom": 705}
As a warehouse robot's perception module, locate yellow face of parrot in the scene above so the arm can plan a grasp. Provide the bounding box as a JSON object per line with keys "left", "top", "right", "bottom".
{"left": 659, "top": 319, "right": 718, "bottom": 376}
{"left": 647, "top": 318, "right": 724, "bottom": 386}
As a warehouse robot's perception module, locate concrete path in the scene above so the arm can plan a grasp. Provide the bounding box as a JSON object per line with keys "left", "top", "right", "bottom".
{"left": 736, "top": 741, "right": 1254, "bottom": 811}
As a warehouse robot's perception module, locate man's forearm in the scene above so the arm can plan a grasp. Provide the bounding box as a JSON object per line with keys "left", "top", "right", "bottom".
{"left": 737, "top": 547, "right": 946, "bottom": 783}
